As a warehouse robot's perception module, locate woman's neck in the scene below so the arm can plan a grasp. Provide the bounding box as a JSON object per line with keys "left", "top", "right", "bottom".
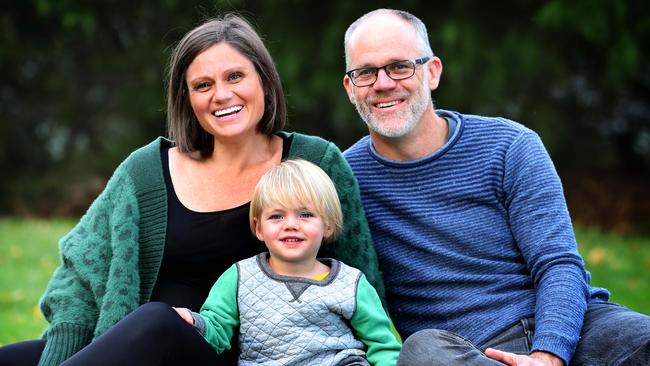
{"left": 207, "top": 133, "right": 280, "bottom": 172}
{"left": 167, "top": 132, "right": 283, "bottom": 212}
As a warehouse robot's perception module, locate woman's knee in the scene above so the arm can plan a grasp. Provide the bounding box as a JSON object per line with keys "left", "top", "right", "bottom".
{"left": 132, "top": 301, "right": 175, "bottom": 319}
{"left": 125, "top": 302, "right": 185, "bottom": 337}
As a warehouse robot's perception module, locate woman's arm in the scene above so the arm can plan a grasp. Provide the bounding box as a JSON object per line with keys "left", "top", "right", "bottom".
{"left": 38, "top": 169, "right": 141, "bottom": 366}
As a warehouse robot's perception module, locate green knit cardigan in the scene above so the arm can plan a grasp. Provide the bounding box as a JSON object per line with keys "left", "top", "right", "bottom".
{"left": 37, "top": 132, "right": 384, "bottom": 366}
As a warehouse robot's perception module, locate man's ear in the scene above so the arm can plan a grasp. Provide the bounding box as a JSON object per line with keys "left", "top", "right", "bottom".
{"left": 343, "top": 75, "right": 356, "bottom": 103}
{"left": 427, "top": 56, "right": 443, "bottom": 91}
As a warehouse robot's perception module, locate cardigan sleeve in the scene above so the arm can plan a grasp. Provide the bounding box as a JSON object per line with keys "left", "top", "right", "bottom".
{"left": 37, "top": 167, "right": 141, "bottom": 366}
{"left": 316, "top": 142, "right": 387, "bottom": 308}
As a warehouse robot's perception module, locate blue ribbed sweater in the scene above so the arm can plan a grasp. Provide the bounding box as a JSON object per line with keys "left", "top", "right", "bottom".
{"left": 343, "top": 110, "right": 610, "bottom": 364}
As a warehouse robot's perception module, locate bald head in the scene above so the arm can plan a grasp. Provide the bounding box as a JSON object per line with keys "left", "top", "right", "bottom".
{"left": 344, "top": 9, "right": 433, "bottom": 70}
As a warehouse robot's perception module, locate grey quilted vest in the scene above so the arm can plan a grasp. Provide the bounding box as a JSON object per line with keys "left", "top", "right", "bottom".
{"left": 236, "top": 253, "right": 366, "bottom": 365}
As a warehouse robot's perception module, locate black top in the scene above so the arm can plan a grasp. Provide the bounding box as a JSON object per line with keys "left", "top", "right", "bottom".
{"left": 151, "top": 137, "right": 291, "bottom": 311}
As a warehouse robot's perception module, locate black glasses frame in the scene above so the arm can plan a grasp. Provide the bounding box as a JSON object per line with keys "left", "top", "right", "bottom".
{"left": 346, "top": 57, "right": 431, "bottom": 87}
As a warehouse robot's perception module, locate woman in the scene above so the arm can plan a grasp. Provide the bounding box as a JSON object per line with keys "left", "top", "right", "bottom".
{"left": 0, "top": 14, "right": 384, "bottom": 366}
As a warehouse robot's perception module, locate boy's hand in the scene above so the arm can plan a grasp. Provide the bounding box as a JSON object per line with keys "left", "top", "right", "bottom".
{"left": 172, "top": 306, "right": 194, "bottom": 326}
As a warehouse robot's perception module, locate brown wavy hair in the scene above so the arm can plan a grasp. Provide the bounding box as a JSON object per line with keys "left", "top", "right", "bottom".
{"left": 166, "top": 14, "right": 286, "bottom": 158}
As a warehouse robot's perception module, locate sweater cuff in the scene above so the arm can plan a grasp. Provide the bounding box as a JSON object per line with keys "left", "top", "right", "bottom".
{"left": 531, "top": 334, "right": 576, "bottom": 366}
{"left": 38, "top": 323, "right": 94, "bottom": 366}
{"left": 191, "top": 311, "right": 206, "bottom": 336}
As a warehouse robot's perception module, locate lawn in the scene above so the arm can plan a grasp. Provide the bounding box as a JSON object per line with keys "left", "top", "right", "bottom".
{"left": 0, "top": 218, "right": 74, "bottom": 345}
{"left": 0, "top": 218, "right": 649, "bottom": 346}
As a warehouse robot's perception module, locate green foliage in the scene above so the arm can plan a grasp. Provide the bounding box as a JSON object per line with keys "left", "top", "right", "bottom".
{"left": 1, "top": 1, "right": 649, "bottom": 216}
{"left": 0, "top": 218, "right": 648, "bottom": 345}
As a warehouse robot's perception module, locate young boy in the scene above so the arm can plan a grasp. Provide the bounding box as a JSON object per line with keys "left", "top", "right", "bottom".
{"left": 174, "top": 159, "right": 401, "bottom": 366}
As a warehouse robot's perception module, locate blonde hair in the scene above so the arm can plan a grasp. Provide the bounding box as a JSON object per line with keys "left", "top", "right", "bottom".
{"left": 250, "top": 160, "right": 343, "bottom": 242}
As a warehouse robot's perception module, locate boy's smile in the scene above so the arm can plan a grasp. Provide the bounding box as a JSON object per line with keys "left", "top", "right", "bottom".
{"left": 254, "top": 205, "right": 333, "bottom": 277}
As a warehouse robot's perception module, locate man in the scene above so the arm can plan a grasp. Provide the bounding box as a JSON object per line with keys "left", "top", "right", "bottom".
{"left": 341, "top": 8, "right": 650, "bottom": 366}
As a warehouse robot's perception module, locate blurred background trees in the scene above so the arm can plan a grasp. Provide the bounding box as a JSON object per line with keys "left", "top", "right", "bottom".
{"left": 1, "top": 0, "right": 648, "bottom": 232}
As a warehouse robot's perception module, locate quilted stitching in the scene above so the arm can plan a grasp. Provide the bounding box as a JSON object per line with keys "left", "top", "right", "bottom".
{"left": 237, "top": 254, "right": 366, "bottom": 365}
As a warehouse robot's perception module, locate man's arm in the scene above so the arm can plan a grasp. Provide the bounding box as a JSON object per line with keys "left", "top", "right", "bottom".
{"left": 502, "top": 130, "right": 590, "bottom": 364}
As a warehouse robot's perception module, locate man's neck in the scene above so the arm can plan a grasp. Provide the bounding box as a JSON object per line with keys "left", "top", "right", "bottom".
{"left": 370, "top": 109, "right": 448, "bottom": 161}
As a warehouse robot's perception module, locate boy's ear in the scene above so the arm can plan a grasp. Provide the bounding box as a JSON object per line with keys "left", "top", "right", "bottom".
{"left": 323, "top": 224, "right": 335, "bottom": 240}
{"left": 253, "top": 218, "right": 264, "bottom": 241}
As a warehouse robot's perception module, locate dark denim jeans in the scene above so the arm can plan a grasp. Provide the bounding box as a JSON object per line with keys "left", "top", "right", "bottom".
{"left": 397, "top": 302, "right": 650, "bottom": 366}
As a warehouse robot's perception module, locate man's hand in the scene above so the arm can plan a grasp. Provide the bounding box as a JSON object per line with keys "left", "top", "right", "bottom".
{"left": 172, "top": 306, "right": 194, "bottom": 326}
{"left": 485, "top": 348, "right": 564, "bottom": 366}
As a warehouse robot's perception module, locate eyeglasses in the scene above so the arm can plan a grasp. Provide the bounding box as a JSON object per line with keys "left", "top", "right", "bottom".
{"left": 346, "top": 57, "right": 431, "bottom": 87}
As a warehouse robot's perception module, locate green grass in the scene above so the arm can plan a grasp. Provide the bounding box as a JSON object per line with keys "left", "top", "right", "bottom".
{"left": 0, "top": 218, "right": 74, "bottom": 346}
{"left": 0, "top": 218, "right": 648, "bottom": 346}
{"left": 575, "top": 228, "right": 650, "bottom": 313}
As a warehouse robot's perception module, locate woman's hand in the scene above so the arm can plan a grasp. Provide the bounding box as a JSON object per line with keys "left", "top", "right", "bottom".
{"left": 172, "top": 306, "right": 194, "bottom": 326}
{"left": 485, "top": 348, "right": 564, "bottom": 366}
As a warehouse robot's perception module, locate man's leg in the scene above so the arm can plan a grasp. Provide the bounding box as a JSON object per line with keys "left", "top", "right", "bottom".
{"left": 571, "top": 302, "right": 650, "bottom": 366}
{"left": 397, "top": 329, "right": 495, "bottom": 366}
{"left": 397, "top": 319, "right": 533, "bottom": 366}
{"left": 397, "top": 319, "right": 534, "bottom": 366}
{"left": 481, "top": 318, "right": 535, "bottom": 354}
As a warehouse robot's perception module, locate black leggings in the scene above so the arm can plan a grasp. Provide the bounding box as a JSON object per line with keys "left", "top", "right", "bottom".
{"left": 0, "top": 302, "right": 236, "bottom": 366}
{"left": 0, "top": 339, "right": 45, "bottom": 366}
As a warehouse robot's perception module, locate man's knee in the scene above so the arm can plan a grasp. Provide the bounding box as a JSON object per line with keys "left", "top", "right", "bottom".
{"left": 398, "top": 329, "right": 476, "bottom": 366}
{"left": 620, "top": 339, "right": 649, "bottom": 366}
{"left": 576, "top": 302, "right": 650, "bottom": 365}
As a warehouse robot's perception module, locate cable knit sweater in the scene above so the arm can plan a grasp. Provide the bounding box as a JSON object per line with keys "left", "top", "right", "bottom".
{"left": 343, "top": 110, "right": 610, "bottom": 365}
{"left": 37, "top": 132, "right": 383, "bottom": 366}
